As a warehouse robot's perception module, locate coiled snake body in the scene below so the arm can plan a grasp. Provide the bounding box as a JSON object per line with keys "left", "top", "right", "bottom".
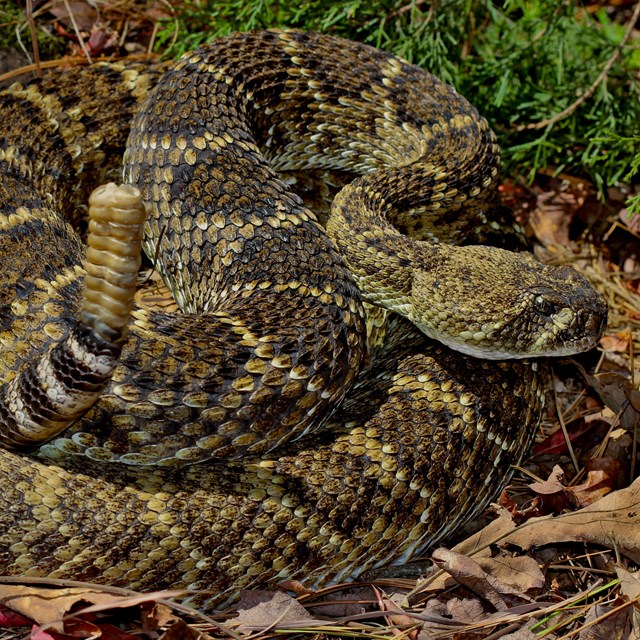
{"left": 0, "top": 30, "right": 606, "bottom": 610}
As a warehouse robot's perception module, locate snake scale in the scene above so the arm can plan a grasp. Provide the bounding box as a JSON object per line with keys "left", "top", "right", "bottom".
{"left": 0, "top": 30, "right": 606, "bottom": 610}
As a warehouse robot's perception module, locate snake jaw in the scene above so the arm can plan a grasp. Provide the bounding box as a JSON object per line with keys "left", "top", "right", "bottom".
{"left": 521, "top": 265, "right": 608, "bottom": 358}
{"left": 538, "top": 296, "right": 608, "bottom": 357}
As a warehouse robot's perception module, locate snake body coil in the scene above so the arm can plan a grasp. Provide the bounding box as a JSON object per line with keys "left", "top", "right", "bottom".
{"left": 0, "top": 30, "right": 606, "bottom": 610}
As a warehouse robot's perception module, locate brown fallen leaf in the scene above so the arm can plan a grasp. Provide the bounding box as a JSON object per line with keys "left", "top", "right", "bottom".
{"left": 603, "top": 427, "right": 634, "bottom": 463}
{"left": 527, "top": 465, "right": 577, "bottom": 514}
{"left": 418, "top": 596, "right": 486, "bottom": 639}
{"left": 526, "top": 460, "right": 619, "bottom": 514}
{"left": 616, "top": 566, "right": 640, "bottom": 638}
{"left": 600, "top": 332, "right": 631, "bottom": 353}
{"left": 476, "top": 555, "right": 544, "bottom": 595}
{"left": 413, "top": 480, "right": 640, "bottom": 604}
{"left": 530, "top": 188, "right": 586, "bottom": 247}
{"left": 577, "top": 599, "right": 630, "bottom": 640}
{"left": 444, "top": 596, "right": 486, "bottom": 623}
{"left": 619, "top": 207, "right": 640, "bottom": 234}
{"left": 47, "top": 1, "right": 98, "bottom": 31}
{"left": 499, "top": 489, "right": 553, "bottom": 523}
{"left": 421, "top": 549, "right": 544, "bottom": 599}
{"left": 576, "top": 366, "right": 640, "bottom": 431}
{"left": 518, "top": 468, "right": 568, "bottom": 517}
{"left": 617, "top": 566, "right": 640, "bottom": 600}
{"left": 500, "top": 476, "right": 640, "bottom": 562}
{"left": 375, "top": 588, "right": 420, "bottom": 637}
{"left": 499, "top": 622, "right": 539, "bottom": 639}
{"left": 452, "top": 507, "right": 518, "bottom": 557}
{"left": 571, "top": 458, "right": 621, "bottom": 507}
{"left": 529, "top": 466, "right": 567, "bottom": 496}
{"left": 141, "top": 601, "right": 180, "bottom": 635}
{"left": 230, "top": 590, "right": 316, "bottom": 635}
{"left": 431, "top": 549, "right": 515, "bottom": 610}
{"left": 498, "top": 488, "right": 520, "bottom": 514}
{"left": 0, "top": 585, "right": 127, "bottom": 633}
{"left": 158, "top": 618, "right": 200, "bottom": 640}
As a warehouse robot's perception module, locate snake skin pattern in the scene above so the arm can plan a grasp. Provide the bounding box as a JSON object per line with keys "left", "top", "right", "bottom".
{"left": 0, "top": 30, "right": 606, "bottom": 610}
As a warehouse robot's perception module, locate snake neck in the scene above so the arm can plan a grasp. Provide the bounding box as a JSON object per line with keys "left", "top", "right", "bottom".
{"left": 326, "top": 118, "right": 501, "bottom": 321}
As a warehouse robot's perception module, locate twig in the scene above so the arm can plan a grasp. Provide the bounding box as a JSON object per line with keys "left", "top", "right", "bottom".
{"left": 516, "top": 0, "right": 640, "bottom": 131}
{"left": 0, "top": 575, "right": 239, "bottom": 636}
{"left": 62, "top": 0, "right": 92, "bottom": 64}
{"left": 388, "top": 0, "right": 428, "bottom": 19}
{"left": 0, "top": 53, "right": 156, "bottom": 85}
{"left": 25, "top": 0, "right": 41, "bottom": 77}
{"left": 554, "top": 594, "right": 638, "bottom": 640}
{"left": 552, "top": 370, "right": 580, "bottom": 474}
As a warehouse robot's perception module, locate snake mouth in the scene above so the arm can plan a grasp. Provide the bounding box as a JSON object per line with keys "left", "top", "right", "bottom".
{"left": 554, "top": 300, "right": 608, "bottom": 357}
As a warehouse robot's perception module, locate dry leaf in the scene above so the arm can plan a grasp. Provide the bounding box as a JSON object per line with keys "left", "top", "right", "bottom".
{"left": 414, "top": 479, "right": 640, "bottom": 608}
{"left": 141, "top": 601, "right": 179, "bottom": 635}
{"left": 410, "top": 508, "right": 517, "bottom": 602}
{"left": 604, "top": 427, "right": 634, "bottom": 461}
{"left": 445, "top": 597, "right": 486, "bottom": 623}
{"left": 618, "top": 566, "right": 640, "bottom": 600}
{"left": 231, "top": 591, "right": 315, "bottom": 634}
{"left": 529, "top": 466, "right": 566, "bottom": 495}
{"left": 530, "top": 189, "right": 583, "bottom": 246}
{"left": 619, "top": 208, "right": 640, "bottom": 233}
{"left": 377, "top": 591, "right": 418, "bottom": 634}
{"left": 0, "top": 585, "right": 128, "bottom": 633}
{"left": 424, "top": 550, "right": 544, "bottom": 601}
{"left": 499, "top": 622, "right": 539, "bottom": 639}
{"left": 431, "top": 549, "right": 511, "bottom": 610}
{"left": 453, "top": 507, "right": 518, "bottom": 557}
{"left": 570, "top": 459, "right": 620, "bottom": 507}
{"left": 527, "top": 466, "right": 577, "bottom": 513}
{"left": 47, "top": 1, "right": 97, "bottom": 31}
{"left": 577, "top": 367, "right": 640, "bottom": 431}
{"left": 527, "top": 460, "right": 619, "bottom": 512}
{"left": 475, "top": 555, "right": 544, "bottom": 594}
{"left": 616, "top": 566, "right": 640, "bottom": 638}
{"left": 600, "top": 332, "right": 631, "bottom": 353}
{"left": 577, "top": 599, "right": 630, "bottom": 640}
{"left": 500, "top": 476, "right": 640, "bottom": 562}
{"left": 418, "top": 597, "right": 485, "bottom": 639}
{"left": 158, "top": 618, "right": 200, "bottom": 640}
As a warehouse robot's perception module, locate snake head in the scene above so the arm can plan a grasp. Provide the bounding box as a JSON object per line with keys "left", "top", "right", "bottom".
{"left": 411, "top": 245, "right": 608, "bottom": 360}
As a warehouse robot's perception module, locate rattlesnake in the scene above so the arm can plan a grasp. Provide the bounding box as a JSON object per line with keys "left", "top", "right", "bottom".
{"left": 0, "top": 30, "right": 606, "bottom": 610}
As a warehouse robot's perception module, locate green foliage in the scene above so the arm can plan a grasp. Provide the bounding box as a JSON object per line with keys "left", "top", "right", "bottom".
{"left": 155, "top": 0, "right": 640, "bottom": 198}
{"left": 4, "top": 0, "right": 636, "bottom": 198}
{"left": 0, "top": 0, "right": 64, "bottom": 62}
{"left": 457, "top": 1, "right": 640, "bottom": 194}
{"left": 592, "top": 133, "right": 640, "bottom": 216}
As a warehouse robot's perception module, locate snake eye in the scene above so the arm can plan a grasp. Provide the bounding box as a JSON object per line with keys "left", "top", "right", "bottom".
{"left": 534, "top": 295, "right": 556, "bottom": 317}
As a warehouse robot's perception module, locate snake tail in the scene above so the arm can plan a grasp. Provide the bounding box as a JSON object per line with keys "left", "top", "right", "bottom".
{"left": 0, "top": 183, "right": 146, "bottom": 450}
